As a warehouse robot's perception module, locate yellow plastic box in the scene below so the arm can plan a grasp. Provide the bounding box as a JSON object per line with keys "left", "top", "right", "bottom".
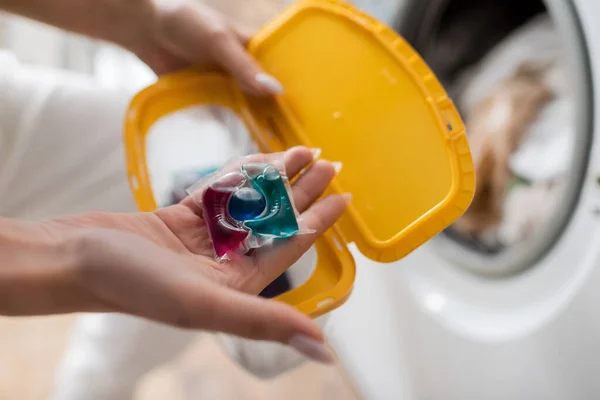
{"left": 124, "top": 0, "right": 475, "bottom": 318}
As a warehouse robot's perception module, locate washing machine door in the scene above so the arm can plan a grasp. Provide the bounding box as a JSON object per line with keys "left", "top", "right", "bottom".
{"left": 327, "top": 0, "right": 600, "bottom": 399}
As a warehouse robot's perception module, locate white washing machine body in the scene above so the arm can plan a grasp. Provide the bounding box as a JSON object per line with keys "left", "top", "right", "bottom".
{"left": 328, "top": 0, "right": 600, "bottom": 398}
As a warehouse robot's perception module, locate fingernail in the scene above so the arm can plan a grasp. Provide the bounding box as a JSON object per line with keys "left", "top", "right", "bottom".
{"left": 331, "top": 161, "right": 343, "bottom": 174}
{"left": 288, "top": 334, "right": 336, "bottom": 364}
{"left": 342, "top": 192, "right": 352, "bottom": 205}
{"left": 255, "top": 73, "right": 284, "bottom": 95}
{"left": 311, "top": 148, "right": 322, "bottom": 160}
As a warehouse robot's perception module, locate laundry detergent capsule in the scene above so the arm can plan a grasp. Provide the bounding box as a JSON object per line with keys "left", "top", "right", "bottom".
{"left": 187, "top": 162, "right": 313, "bottom": 262}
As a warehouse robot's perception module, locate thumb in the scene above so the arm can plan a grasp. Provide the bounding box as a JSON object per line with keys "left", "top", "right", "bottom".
{"left": 208, "top": 29, "right": 284, "bottom": 96}
{"left": 188, "top": 282, "right": 336, "bottom": 364}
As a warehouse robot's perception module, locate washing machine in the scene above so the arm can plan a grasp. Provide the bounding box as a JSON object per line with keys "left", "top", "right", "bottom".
{"left": 88, "top": 0, "right": 600, "bottom": 398}
{"left": 325, "top": 0, "right": 600, "bottom": 398}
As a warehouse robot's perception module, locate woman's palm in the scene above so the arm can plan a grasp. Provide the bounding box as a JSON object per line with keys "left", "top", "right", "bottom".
{"left": 153, "top": 147, "right": 345, "bottom": 294}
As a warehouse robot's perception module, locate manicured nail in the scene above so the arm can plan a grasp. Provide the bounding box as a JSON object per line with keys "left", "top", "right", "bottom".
{"left": 255, "top": 73, "right": 284, "bottom": 95}
{"left": 342, "top": 192, "right": 352, "bottom": 204}
{"left": 311, "top": 148, "right": 322, "bottom": 160}
{"left": 331, "top": 161, "right": 343, "bottom": 174}
{"left": 288, "top": 334, "right": 336, "bottom": 364}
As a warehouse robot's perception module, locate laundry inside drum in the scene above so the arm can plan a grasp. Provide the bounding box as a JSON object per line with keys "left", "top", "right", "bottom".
{"left": 395, "top": 0, "right": 588, "bottom": 274}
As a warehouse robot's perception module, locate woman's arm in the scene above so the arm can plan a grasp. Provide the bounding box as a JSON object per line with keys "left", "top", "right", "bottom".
{"left": 0, "top": 0, "right": 152, "bottom": 49}
{"left": 0, "top": 0, "right": 283, "bottom": 94}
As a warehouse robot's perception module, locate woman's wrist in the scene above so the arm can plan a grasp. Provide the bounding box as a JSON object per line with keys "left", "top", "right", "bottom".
{"left": 0, "top": 218, "right": 90, "bottom": 316}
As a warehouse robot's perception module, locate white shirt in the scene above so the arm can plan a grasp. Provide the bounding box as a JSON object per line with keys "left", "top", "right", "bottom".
{"left": 0, "top": 49, "right": 136, "bottom": 219}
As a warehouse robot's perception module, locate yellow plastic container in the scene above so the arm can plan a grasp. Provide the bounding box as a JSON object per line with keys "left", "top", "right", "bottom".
{"left": 124, "top": 0, "right": 475, "bottom": 318}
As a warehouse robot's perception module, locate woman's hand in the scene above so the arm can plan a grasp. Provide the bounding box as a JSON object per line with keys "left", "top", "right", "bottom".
{"left": 130, "top": 0, "right": 285, "bottom": 95}
{"left": 31, "top": 147, "right": 347, "bottom": 363}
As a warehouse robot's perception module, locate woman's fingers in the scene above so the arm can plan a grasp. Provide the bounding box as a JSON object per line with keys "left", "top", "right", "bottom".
{"left": 184, "top": 282, "right": 335, "bottom": 363}
{"left": 241, "top": 146, "right": 315, "bottom": 179}
{"left": 282, "top": 146, "right": 317, "bottom": 178}
{"left": 298, "top": 193, "right": 351, "bottom": 236}
{"left": 291, "top": 159, "right": 339, "bottom": 213}
{"left": 255, "top": 193, "right": 350, "bottom": 282}
{"left": 180, "top": 146, "right": 315, "bottom": 211}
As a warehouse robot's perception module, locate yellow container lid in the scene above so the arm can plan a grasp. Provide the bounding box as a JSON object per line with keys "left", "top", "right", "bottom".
{"left": 124, "top": 0, "right": 475, "bottom": 318}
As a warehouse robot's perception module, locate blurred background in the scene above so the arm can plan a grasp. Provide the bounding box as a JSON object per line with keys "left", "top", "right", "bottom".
{"left": 1, "top": 0, "right": 598, "bottom": 398}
